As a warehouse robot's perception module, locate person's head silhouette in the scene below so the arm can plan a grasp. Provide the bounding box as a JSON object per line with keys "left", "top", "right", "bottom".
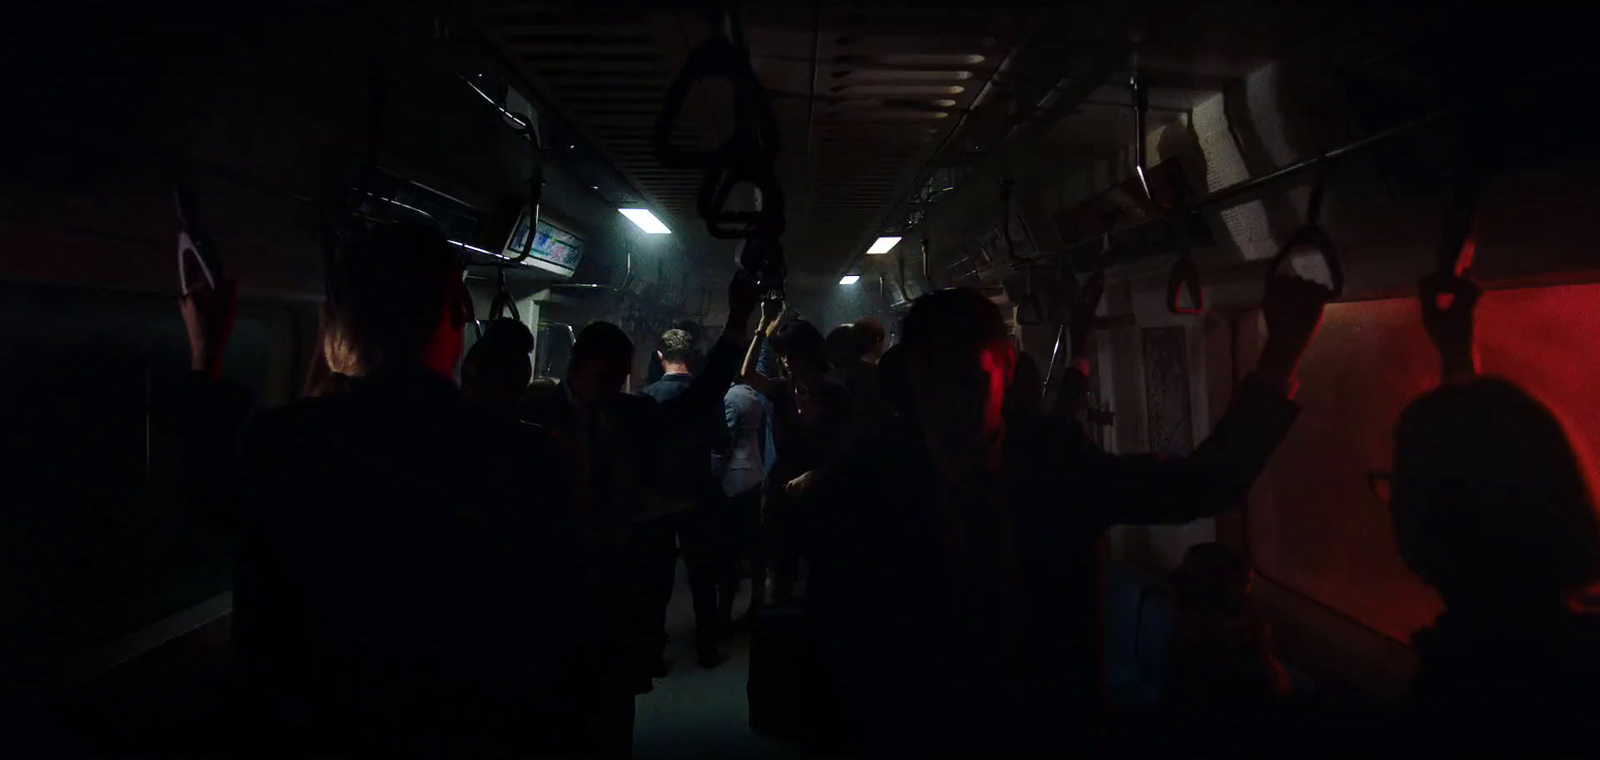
{"left": 825, "top": 324, "right": 863, "bottom": 369}
{"left": 1390, "top": 378, "right": 1600, "bottom": 609}
{"left": 900, "top": 288, "right": 1015, "bottom": 465}
{"left": 321, "top": 222, "right": 469, "bottom": 379}
{"left": 770, "top": 320, "right": 829, "bottom": 384}
{"left": 461, "top": 318, "right": 534, "bottom": 416}
{"left": 567, "top": 321, "right": 634, "bottom": 404}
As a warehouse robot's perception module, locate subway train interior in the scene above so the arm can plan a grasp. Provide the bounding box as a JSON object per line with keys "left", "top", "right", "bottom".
{"left": 4, "top": 1, "right": 1600, "bottom": 757}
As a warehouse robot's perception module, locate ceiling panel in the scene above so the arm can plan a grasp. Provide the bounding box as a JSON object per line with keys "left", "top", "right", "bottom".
{"left": 463, "top": 0, "right": 1047, "bottom": 280}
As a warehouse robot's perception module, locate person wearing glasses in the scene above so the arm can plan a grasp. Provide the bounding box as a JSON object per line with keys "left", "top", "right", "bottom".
{"left": 1383, "top": 272, "right": 1600, "bottom": 758}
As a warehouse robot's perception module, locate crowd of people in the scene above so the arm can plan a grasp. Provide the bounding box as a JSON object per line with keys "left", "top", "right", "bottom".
{"left": 170, "top": 220, "right": 1600, "bottom": 757}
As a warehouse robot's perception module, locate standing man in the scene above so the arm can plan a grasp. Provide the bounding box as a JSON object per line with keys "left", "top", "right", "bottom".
{"left": 638, "top": 328, "right": 733, "bottom": 667}
{"left": 805, "top": 275, "right": 1330, "bottom": 756}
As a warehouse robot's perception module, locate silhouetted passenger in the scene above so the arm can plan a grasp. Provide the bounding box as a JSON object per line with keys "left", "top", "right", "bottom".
{"left": 461, "top": 318, "right": 534, "bottom": 418}
{"left": 719, "top": 381, "right": 774, "bottom": 622}
{"left": 804, "top": 279, "right": 1328, "bottom": 756}
{"left": 740, "top": 306, "right": 854, "bottom": 605}
{"left": 877, "top": 344, "right": 912, "bottom": 418}
{"left": 183, "top": 222, "right": 588, "bottom": 756}
{"left": 825, "top": 324, "right": 861, "bottom": 369}
{"left": 1390, "top": 378, "right": 1600, "bottom": 757}
{"left": 646, "top": 319, "right": 707, "bottom": 384}
{"left": 827, "top": 320, "right": 887, "bottom": 424}
{"left": 853, "top": 317, "right": 887, "bottom": 365}
{"left": 519, "top": 280, "right": 758, "bottom": 752}
{"left": 638, "top": 328, "right": 736, "bottom": 667}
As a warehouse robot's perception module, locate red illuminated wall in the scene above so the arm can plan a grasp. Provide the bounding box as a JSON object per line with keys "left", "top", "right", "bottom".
{"left": 1247, "top": 282, "right": 1600, "bottom": 642}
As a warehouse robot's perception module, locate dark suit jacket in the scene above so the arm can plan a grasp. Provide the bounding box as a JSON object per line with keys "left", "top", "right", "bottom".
{"left": 806, "top": 375, "right": 1301, "bottom": 757}
{"left": 637, "top": 372, "right": 731, "bottom": 503}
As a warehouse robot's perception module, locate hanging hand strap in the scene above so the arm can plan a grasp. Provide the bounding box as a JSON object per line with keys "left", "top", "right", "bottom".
{"left": 1265, "top": 158, "right": 1345, "bottom": 300}
{"left": 176, "top": 182, "right": 225, "bottom": 296}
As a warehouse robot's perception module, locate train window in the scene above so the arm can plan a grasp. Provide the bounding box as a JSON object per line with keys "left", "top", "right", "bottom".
{"left": 1245, "top": 282, "right": 1600, "bottom": 642}
{"left": 0, "top": 282, "right": 295, "bottom": 686}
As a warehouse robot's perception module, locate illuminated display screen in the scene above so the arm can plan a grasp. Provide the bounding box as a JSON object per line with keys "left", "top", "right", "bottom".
{"left": 506, "top": 211, "right": 585, "bottom": 276}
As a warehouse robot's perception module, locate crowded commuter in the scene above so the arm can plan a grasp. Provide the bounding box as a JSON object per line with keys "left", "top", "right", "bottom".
{"left": 460, "top": 317, "right": 535, "bottom": 419}
{"left": 803, "top": 275, "right": 1329, "bottom": 756}
{"left": 720, "top": 380, "right": 776, "bottom": 616}
{"left": 1388, "top": 273, "right": 1600, "bottom": 758}
{"left": 739, "top": 304, "right": 854, "bottom": 604}
{"left": 637, "top": 328, "right": 736, "bottom": 667}
{"left": 181, "top": 222, "right": 589, "bottom": 756}
{"left": 518, "top": 277, "right": 759, "bottom": 752}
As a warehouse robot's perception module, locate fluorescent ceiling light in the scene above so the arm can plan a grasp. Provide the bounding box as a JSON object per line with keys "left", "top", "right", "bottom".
{"left": 619, "top": 208, "right": 671, "bottom": 234}
{"left": 839, "top": 275, "right": 861, "bottom": 285}
{"left": 866, "top": 236, "right": 901, "bottom": 254}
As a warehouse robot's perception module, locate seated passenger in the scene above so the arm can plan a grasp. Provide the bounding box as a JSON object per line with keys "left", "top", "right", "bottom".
{"left": 460, "top": 318, "right": 534, "bottom": 418}
{"left": 804, "top": 277, "right": 1328, "bottom": 756}
{"left": 200, "top": 222, "right": 587, "bottom": 756}
{"left": 1389, "top": 274, "right": 1600, "bottom": 758}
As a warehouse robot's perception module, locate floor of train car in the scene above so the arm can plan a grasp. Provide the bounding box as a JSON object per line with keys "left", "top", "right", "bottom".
{"left": 30, "top": 560, "right": 1394, "bottom": 758}
{"left": 28, "top": 561, "right": 790, "bottom": 758}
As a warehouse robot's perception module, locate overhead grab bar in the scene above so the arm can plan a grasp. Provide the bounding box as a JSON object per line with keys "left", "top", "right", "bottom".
{"left": 996, "top": 111, "right": 1449, "bottom": 277}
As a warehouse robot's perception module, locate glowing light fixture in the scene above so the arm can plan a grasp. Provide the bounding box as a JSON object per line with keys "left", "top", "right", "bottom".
{"left": 866, "top": 236, "right": 901, "bottom": 254}
{"left": 619, "top": 208, "right": 671, "bottom": 234}
{"left": 839, "top": 275, "right": 861, "bottom": 285}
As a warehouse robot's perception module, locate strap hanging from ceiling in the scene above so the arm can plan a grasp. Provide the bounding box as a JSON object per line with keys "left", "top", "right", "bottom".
{"left": 1165, "top": 189, "right": 1205, "bottom": 315}
{"left": 1264, "top": 156, "right": 1345, "bottom": 300}
{"left": 655, "top": 5, "right": 787, "bottom": 299}
{"left": 175, "top": 181, "right": 224, "bottom": 297}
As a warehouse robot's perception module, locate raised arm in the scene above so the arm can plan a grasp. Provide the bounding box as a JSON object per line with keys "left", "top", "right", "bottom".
{"left": 1087, "top": 273, "right": 1329, "bottom": 527}
{"left": 161, "top": 279, "right": 254, "bottom": 534}
{"left": 1419, "top": 271, "right": 1480, "bottom": 383}
{"left": 739, "top": 298, "right": 785, "bottom": 397}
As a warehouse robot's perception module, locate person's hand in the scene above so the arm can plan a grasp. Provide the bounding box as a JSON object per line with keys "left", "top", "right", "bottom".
{"left": 763, "top": 301, "right": 788, "bottom": 339}
{"left": 760, "top": 297, "right": 785, "bottom": 326}
{"left": 1419, "top": 271, "right": 1480, "bottom": 381}
{"left": 727, "top": 270, "right": 762, "bottom": 330}
{"left": 785, "top": 470, "right": 816, "bottom": 497}
{"left": 179, "top": 280, "right": 238, "bottom": 379}
{"left": 1256, "top": 273, "right": 1333, "bottom": 395}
